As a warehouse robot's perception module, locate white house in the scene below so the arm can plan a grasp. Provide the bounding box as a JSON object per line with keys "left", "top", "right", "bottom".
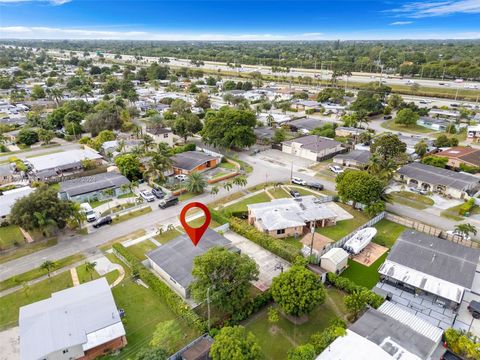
{"left": 282, "top": 135, "right": 343, "bottom": 161}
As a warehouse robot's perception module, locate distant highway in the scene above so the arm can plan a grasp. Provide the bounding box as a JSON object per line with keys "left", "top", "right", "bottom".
{"left": 46, "top": 49, "right": 480, "bottom": 91}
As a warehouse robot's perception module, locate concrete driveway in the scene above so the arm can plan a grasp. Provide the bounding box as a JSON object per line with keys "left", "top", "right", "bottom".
{"left": 223, "top": 230, "right": 290, "bottom": 292}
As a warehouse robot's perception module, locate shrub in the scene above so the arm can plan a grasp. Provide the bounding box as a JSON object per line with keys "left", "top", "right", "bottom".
{"left": 459, "top": 198, "right": 476, "bottom": 216}
{"left": 112, "top": 243, "right": 206, "bottom": 332}
{"left": 444, "top": 328, "right": 480, "bottom": 359}
{"left": 230, "top": 290, "right": 272, "bottom": 323}
{"left": 171, "top": 143, "right": 196, "bottom": 154}
{"left": 326, "top": 273, "right": 384, "bottom": 309}
{"left": 228, "top": 217, "right": 300, "bottom": 262}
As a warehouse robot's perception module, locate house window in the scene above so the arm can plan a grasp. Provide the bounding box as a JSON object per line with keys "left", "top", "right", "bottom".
{"left": 62, "top": 349, "right": 69, "bottom": 354}
{"left": 163, "top": 133, "right": 169, "bottom": 138}
{"left": 277, "top": 229, "right": 285, "bottom": 235}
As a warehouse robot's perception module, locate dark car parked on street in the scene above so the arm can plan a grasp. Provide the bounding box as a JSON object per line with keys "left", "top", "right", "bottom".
{"left": 306, "top": 181, "right": 324, "bottom": 191}
{"left": 468, "top": 300, "right": 480, "bottom": 319}
{"left": 152, "top": 186, "right": 165, "bottom": 199}
{"left": 289, "top": 189, "right": 301, "bottom": 198}
{"left": 93, "top": 216, "right": 112, "bottom": 228}
{"left": 159, "top": 196, "right": 179, "bottom": 209}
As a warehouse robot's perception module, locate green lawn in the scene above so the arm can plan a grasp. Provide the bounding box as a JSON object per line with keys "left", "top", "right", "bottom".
{"left": 381, "top": 119, "right": 434, "bottom": 134}
{"left": 104, "top": 253, "right": 200, "bottom": 360}
{"left": 316, "top": 204, "right": 371, "bottom": 241}
{"left": 0, "top": 253, "right": 85, "bottom": 292}
{"left": 153, "top": 228, "right": 182, "bottom": 244}
{"left": 341, "top": 252, "right": 388, "bottom": 289}
{"left": 0, "top": 271, "right": 73, "bottom": 329}
{"left": 373, "top": 219, "right": 406, "bottom": 249}
{"left": 117, "top": 192, "right": 137, "bottom": 199}
{"left": 283, "top": 236, "right": 304, "bottom": 250}
{"left": 269, "top": 187, "right": 291, "bottom": 199}
{"left": 101, "top": 202, "right": 136, "bottom": 216}
{"left": 244, "top": 288, "right": 347, "bottom": 360}
{"left": 89, "top": 199, "right": 110, "bottom": 208}
{"left": 112, "top": 207, "right": 152, "bottom": 224}
{"left": 441, "top": 203, "right": 466, "bottom": 221}
{"left": 211, "top": 171, "right": 231, "bottom": 179}
{"left": 187, "top": 217, "right": 223, "bottom": 229}
{"left": 127, "top": 240, "right": 158, "bottom": 261}
{"left": 179, "top": 191, "right": 198, "bottom": 201}
{"left": 0, "top": 225, "right": 25, "bottom": 250}
{"left": 388, "top": 191, "right": 434, "bottom": 210}
{"left": 76, "top": 263, "right": 120, "bottom": 285}
{"left": 222, "top": 192, "right": 272, "bottom": 213}
{"left": 219, "top": 162, "right": 236, "bottom": 170}
{"left": 0, "top": 239, "right": 57, "bottom": 265}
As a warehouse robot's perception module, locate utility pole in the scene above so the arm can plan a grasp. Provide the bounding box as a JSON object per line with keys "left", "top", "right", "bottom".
{"left": 207, "top": 286, "right": 211, "bottom": 331}
{"left": 309, "top": 225, "right": 316, "bottom": 259}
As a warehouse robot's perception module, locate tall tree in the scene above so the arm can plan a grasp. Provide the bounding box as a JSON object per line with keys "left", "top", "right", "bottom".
{"left": 85, "top": 261, "right": 97, "bottom": 280}
{"left": 209, "top": 326, "right": 262, "bottom": 360}
{"left": 173, "top": 113, "right": 203, "bottom": 143}
{"left": 190, "top": 247, "right": 259, "bottom": 313}
{"left": 336, "top": 170, "right": 385, "bottom": 207}
{"left": 41, "top": 260, "right": 55, "bottom": 278}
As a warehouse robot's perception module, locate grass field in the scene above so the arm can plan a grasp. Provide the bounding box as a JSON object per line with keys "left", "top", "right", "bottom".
{"left": 316, "top": 204, "right": 371, "bottom": 241}
{"left": 153, "top": 228, "right": 182, "bottom": 244}
{"left": 381, "top": 119, "right": 433, "bottom": 134}
{"left": 219, "top": 162, "right": 236, "bottom": 170}
{"left": 0, "top": 253, "right": 85, "bottom": 292}
{"left": 222, "top": 192, "right": 272, "bottom": 213}
{"left": 103, "top": 253, "right": 200, "bottom": 360}
{"left": 76, "top": 263, "right": 120, "bottom": 285}
{"left": 89, "top": 199, "right": 109, "bottom": 208}
{"left": 0, "top": 271, "right": 73, "bottom": 329}
{"left": 127, "top": 240, "right": 158, "bottom": 260}
{"left": 388, "top": 191, "right": 434, "bottom": 210}
{"left": 0, "top": 225, "right": 25, "bottom": 250}
{"left": 341, "top": 252, "right": 389, "bottom": 289}
{"left": 373, "top": 219, "right": 407, "bottom": 249}
{"left": 179, "top": 191, "right": 198, "bottom": 202}
{"left": 269, "top": 187, "right": 291, "bottom": 199}
{"left": 112, "top": 207, "right": 152, "bottom": 224}
{"left": 244, "top": 288, "right": 347, "bottom": 360}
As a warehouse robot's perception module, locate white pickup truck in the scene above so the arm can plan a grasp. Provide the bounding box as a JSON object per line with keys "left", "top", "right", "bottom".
{"left": 80, "top": 203, "right": 97, "bottom": 222}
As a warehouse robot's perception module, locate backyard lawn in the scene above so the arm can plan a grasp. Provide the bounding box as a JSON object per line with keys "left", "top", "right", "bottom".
{"left": 0, "top": 225, "right": 25, "bottom": 250}
{"left": 104, "top": 253, "right": 200, "bottom": 360}
{"left": 316, "top": 204, "right": 371, "bottom": 241}
{"left": 373, "top": 219, "right": 406, "bottom": 248}
{"left": 0, "top": 271, "right": 73, "bottom": 329}
{"left": 388, "top": 191, "right": 434, "bottom": 210}
{"left": 341, "top": 252, "right": 388, "bottom": 289}
{"left": 222, "top": 192, "right": 272, "bottom": 213}
{"left": 127, "top": 240, "right": 158, "bottom": 260}
{"left": 244, "top": 288, "right": 347, "bottom": 360}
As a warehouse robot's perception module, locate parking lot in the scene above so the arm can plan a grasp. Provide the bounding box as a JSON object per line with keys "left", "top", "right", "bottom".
{"left": 223, "top": 230, "right": 290, "bottom": 292}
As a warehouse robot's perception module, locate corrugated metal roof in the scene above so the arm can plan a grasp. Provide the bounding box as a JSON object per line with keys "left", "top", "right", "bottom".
{"left": 320, "top": 247, "right": 349, "bottom": 264}
{"left": 378, "top": 301, "right": 443, "bottom": 343}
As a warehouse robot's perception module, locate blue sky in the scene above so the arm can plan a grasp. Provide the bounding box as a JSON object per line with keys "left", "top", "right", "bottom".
{"left": 0, "top": 0, "right": 479, "bottom": 40}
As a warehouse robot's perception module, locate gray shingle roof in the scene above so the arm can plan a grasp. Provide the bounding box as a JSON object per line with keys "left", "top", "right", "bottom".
{"left": 397, "top": 162, "right": 479, "bottom": 191}
{"left": 59, "top": 172, "right": 130, "bottom": 197}
{"left": 282, "top": 135, "right": 341, "bottom": 153}
{"left": 384, "top": 229, "right": 479, "bottom": 288}
{"left": 288, "top": 118, "right": 327, "bottom": 131}
{"left": 333, "top": 150, "right": 371, "bottom": 164}
{"left": 171, "top": 151, "right": 217, "bottom": 171}
{"left": 147, "top": 229, "right": 232, "bottom": 289}
{"left": 350, "top": 308, "right": 436, "bottom": 359}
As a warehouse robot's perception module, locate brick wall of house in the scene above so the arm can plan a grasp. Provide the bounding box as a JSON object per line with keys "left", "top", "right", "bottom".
{"left": 79, "top": 336, "right": 127, "bottom": 360}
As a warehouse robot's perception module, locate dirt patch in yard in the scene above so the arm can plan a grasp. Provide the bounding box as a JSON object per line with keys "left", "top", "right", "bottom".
{"left": 351, "top": 242, "right": 388, "bottom": 267}
{"left": 300, "top": 233, "right": 333, "bottom": 253}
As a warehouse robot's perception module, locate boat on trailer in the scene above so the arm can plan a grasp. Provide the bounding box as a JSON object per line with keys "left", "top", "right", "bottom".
{"left": 343, "top": 227, "right": 377, "bottom": 255}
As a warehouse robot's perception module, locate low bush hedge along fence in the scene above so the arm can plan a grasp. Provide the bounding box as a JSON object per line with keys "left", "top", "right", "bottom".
{"left": 112, "top": 243, "right": 207, "bottom": 332}
{"left": 326, "top": 273, "right": 384, "bottom": 309}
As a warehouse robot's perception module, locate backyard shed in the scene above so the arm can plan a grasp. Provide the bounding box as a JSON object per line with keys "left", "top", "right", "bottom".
{"left": 320, "top": 247, "right": 349, "bottom": 274}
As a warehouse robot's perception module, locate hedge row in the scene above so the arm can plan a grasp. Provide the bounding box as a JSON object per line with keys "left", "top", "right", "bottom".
{"left": 112, "top": 243, "right": 207, "bottom": 332}
{"left": 209, "top": 208, "right": 229, "bottom": 225}
{"left": 459, "top": 198, "right": 475, "bottom": 216}
{"left": 228, "top": 217, "right": 301, "bottom": 263}
{"left": 327, "top": 273, "right": 384, "bottom": 309}
{"left": 230, "top": 290, "right": 272, "bottom": 324}
{"left": 171, "top": 143, "right": 196, "bottom": 155}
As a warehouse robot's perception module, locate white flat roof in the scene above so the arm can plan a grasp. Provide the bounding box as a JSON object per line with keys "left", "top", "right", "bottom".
{"left": 378, "top": 260, "right": 465, "bottom": 303}
{"left": 28, "top": 149, "right": 102, "bottom": 172}
{"left": 0, "top": 186, "right": 34, "bottom": 218}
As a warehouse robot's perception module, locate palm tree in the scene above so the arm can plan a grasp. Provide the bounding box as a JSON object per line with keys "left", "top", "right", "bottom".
{"left": 210, "top": 186, "right": 219, "bottom": 195}
{"left": 71, "top": 203, "right": 87, "bottom": 229}
{"left": 455, "top": 224, "right": 477, "bottom": 239}
{"left": 233, "top": 175, "right": 248, "bottom": 190}
{"left": 76, "top": 85, "right": 93, "bottom": 102}
{"left": 145, "top": 153, "right": 172, "bottom": 185}
{"left": 142, "top": 134, "right": 154, "bottom": 153}
{"left": 185, "top": 172, "right": 207, "bottom": 194}
{"left": 85, "top": 261, "right": 97, "bottom": 280}
{"left": 166, "top": 224, "right": 175, "bottom": 232}
{"left": 49, "top": 88, "right": 63, "bottom": 107}
{"left": 34, "top": 211, "right": 57, "bottom": 237}
{"left": 223, "top": 182, "right": 233, "bottom": 192}
{"left": 41, "top": 260, "right": 55, "bottom": 278}
{"left": 266, "top": 114, "right": 275, "bottom": 127}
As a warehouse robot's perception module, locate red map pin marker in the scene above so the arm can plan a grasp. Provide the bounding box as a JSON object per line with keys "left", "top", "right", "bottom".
{"left": 180, "top": 202, "right": 211, "bottom": 246}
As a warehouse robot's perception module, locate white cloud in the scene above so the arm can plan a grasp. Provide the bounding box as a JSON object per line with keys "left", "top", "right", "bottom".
{"left": 388, "top": 0, "right": 480, "bottom": 18}
{"left": 390, "top": 21, "right": 413, "bottom": 25}
{"left": 0, "top": 25, "right": 478, "bottom": 41}
{"left": 0, "top": 0, "right": 71, "bottom": 4}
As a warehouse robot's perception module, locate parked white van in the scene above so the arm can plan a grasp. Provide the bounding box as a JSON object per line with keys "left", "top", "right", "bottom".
{"left": 80, "top": 203, "right": 97, "bottom": 222}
